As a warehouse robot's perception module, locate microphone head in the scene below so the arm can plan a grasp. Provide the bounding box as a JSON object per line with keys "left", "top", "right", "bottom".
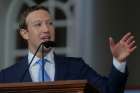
{"left": 42, "top": 41, "right": 56, "bottom": 48}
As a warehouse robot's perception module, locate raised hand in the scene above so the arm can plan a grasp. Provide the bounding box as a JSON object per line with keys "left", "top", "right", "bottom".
{"left": 109, "top": 32, "right": 137, "bottom": 62}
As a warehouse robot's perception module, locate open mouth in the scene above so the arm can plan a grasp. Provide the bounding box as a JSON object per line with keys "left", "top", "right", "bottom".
{"left": 40, "top": 36, "right": 50, "bottom": 42}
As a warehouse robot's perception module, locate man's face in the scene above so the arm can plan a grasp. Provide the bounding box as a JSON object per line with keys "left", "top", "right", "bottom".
{"left": 21, "top": 9, "right": 55, "bottom": 53}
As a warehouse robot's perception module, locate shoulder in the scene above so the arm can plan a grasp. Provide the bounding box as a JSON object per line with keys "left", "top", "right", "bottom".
{"left": 0, "top": 56, "right": 28, "bottom": 82}
{"left": 55, "top": 55, "right": 84, "bottom": 63}
{"left": 55, "top": 55, "right": 89, "bottom": 68}
{"left": 0, "top": 56, "right": 27, "bottom": 73}
{"left": 63, "top": 56, "right": 84, "bottom": 63}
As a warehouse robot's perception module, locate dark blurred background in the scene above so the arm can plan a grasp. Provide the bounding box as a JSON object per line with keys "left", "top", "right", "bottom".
{"left": 94, "top": 0, "right": 140, "bottom": 87}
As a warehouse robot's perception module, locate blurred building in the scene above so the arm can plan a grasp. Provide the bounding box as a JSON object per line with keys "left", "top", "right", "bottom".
{"left": 0, "top": 0, "right": 140, "bottom": 92}
{"left": 0, "top": 0, "right": 94, "bottom": 70}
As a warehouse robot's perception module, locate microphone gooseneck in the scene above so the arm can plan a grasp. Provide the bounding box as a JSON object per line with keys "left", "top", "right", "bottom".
{"left": 20, "top": 43, "right": 42, "bottom": 82}
{"left": 42, "top": 41, "right": 56, "bottom": 48}
{"left": 20, "top": 41, "right": 55, "bottom": 82}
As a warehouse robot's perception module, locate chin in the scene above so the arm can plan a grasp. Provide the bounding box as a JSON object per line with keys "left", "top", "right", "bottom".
{"left": 44, "top": 47, "right": 52, "bottom": 52}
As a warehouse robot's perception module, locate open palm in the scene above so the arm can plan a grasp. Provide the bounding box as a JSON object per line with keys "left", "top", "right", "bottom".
{"left": 109, "top": 32, "right": 137, "bottom": 62}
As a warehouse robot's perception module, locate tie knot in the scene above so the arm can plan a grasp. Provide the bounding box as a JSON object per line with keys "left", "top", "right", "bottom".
{"left": 36, "top": 59, "right": 48, "bottom": 66}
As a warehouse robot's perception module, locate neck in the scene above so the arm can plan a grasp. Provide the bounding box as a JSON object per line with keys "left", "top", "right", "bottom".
{"left": 29, "top": 47, "right": 52, "bottom": 58}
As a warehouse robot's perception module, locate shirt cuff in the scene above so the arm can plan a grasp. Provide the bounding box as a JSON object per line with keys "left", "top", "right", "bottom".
{"left": 113, "top": 57, "right": 126, "bottom": 73}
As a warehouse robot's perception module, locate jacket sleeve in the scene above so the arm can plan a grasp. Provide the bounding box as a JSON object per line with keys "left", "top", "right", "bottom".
{"left": 76, "top": 58, "right": 128, "bottom": 93}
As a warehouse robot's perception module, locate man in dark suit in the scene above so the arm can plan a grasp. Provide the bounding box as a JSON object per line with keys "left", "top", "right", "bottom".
{"left": 0, "top": 5, "right": 137, "bottom": 93}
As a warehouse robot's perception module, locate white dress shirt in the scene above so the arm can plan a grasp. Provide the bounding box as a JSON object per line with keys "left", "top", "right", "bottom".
{"left": 113, "top": 57, "right": 126, "bottom": 73}
{"left": 28, "top": 49, "right": 126, "bottom": 82}
{"left": 28, "top": 49, "right": 55, "bottom": 82}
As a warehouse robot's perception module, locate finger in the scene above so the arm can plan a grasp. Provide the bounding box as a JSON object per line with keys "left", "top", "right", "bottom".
{"left": 109, "top": 37, "right": 115, "bottom": 49}
{"left": 121, "top": 32, "right": 132, "bottom": 42}
{"left": 129, "top": 46, "right": 137, "bottom": 53}
{"left": 128, "top": 41, "right": 136, "bottom": 48}
{"left": 126, "top": 36, "right": 134, "bottom": 45}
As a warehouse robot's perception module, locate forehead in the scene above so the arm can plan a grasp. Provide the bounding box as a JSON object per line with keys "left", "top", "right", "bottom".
{"left": 26, "top": 9, "right": 51, "bottom": 23}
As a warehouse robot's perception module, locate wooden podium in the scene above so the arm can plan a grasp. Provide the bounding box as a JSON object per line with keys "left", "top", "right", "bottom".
{"left": 0, "top": 80, "right": 99, "bottom": 93}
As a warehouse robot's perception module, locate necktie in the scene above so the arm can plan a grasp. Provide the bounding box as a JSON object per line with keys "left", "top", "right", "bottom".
{"left": 36, "top": 59, "right": 50, "bottom": 82}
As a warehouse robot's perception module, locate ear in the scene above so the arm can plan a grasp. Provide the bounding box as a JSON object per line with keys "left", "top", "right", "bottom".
{"left": 19, "top": 29, "right": 29, "bottom": 40}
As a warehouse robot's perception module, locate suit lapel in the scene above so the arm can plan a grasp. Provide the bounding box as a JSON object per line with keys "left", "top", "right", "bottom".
{"left": 19, "top": 56, "right": 32, "bottom": 82}
{"left": 54, "top": 55, "right": 67, "bottom": 80}
{"left": 21, "top": 55, "right": 68, "bottom": 81}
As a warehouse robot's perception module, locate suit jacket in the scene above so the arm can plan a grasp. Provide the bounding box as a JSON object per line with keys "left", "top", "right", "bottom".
{"left": 0, "top": 55, "right": 127, "bottom": 93}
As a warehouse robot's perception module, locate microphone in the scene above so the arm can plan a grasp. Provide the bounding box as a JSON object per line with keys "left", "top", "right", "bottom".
{"left": 20, "top": 41, "right": 55, "bottom": 82}
{"left": 42, "top": 41, "right": 56, "bottom": 48}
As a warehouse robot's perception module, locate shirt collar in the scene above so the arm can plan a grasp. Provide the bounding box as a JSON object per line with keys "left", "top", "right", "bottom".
{"left": 44, "top": 49, "right": 54, "bottom": 64}
{"left": 28, "top": 49, "right": 54, "bottom": 66}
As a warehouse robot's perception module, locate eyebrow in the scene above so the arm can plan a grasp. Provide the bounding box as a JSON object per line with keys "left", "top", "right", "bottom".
{"left": 28, "top": 19, "right": 52, "bottom": 25}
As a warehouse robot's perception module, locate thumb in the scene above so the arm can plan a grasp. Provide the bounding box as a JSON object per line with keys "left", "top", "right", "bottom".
{"left": 109, "top": 37, "right": 115, "bottom": 49}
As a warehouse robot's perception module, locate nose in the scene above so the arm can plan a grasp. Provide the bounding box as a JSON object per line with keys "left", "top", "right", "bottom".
{"left": 42, "top": 22, "right": 49, "bottom": 32}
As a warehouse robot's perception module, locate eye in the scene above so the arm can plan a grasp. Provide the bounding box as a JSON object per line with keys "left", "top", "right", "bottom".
{"left": 46, "top": 21, "right": 53, "bottom": 26}
{"left": 34, "top": 22, "right": 42, "bottom": 27}
{"left": 49, "top": 21, "right": 53, "bottom": 25}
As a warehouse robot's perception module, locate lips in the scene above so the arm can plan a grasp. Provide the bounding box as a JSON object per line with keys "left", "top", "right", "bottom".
{"left": 40, "top": 35, "right": 50, "bottom": 42}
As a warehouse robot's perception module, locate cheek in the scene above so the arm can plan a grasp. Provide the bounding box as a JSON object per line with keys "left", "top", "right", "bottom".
{"left": 28, "top": 31, "right": 39, "bottom": 41}
{"left": 29, "top": 27, "right": 39, "bottom": 35}
{"left": 50, "top": 29, "right": 55, "bottom": 40}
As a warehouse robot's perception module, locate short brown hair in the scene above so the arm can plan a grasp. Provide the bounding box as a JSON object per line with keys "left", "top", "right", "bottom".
{"left": 19, "top": 5, "right": 49, "bottom": 30}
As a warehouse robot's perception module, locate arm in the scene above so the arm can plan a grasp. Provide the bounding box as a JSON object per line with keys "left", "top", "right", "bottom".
{"left": 108, "top": 32, "right": 136, "bottom": 92}
{"left": 85, "top": 32, "right": 136, "bottom": 93}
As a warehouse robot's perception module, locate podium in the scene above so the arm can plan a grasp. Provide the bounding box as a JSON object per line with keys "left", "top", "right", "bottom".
{"left": 0, "top": 80, "right": 99, "bottom": 93}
